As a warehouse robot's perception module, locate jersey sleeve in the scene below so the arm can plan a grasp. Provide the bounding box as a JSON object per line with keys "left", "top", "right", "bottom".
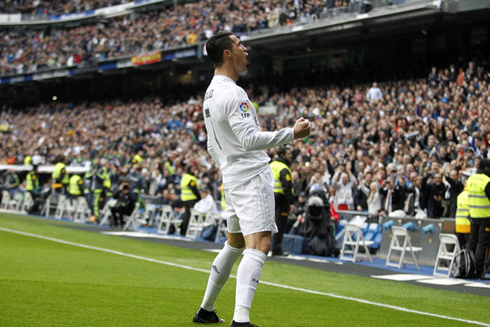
{"left": 226, "top": 97, "right": 293, "bottom": 151}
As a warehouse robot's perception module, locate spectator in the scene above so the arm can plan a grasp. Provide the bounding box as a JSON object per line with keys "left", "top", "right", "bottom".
{"left": 332, "top": 172, "right": 357, "bottom": 211}
{"left": 424, "top": 173, "right": 447, "bottom": 218}
{"left": 366, "top": 181, "right": 382, "bottom": 216}
{"left": 366, "top": 82, "right": 383, "bottom": 103}
{"left": 445, "top": 168, "right": 465, "bottom": 218}
{"left": 110, "top": 179, "right": 138, "bottom": 228}
{"left": 193, "top": 186, "right": 218, "bottom": 215}
{"left": 379, "top": 176, "right": 406, "bottom": 215}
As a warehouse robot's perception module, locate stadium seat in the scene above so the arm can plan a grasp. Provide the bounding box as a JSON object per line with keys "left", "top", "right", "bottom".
{"left": 99, "top": 199, "right": 117, "bottom": 226}
{"left": 54, "top": 195, "right": 67, "bottom": 219}
{"left": 73, "top": 197, "right": 91, "bottom": 224}
{"left": 386, "top": 226, "right": 422, "bottom": 270}
{"left": 122, "top": 203, "right": 141, "bottom": 231}
{"left": 21, "top": 192, "right": 34, "bottom": 212}
{"left": 0, "top": 190, "right": 19, "bottom": 210}
{"left": 340, "top": 223, "right": 374, "bottom": 263}
{"left": 213, "top": 213, "right": 228, "bottom": 243}
{"left": 433, "top": 233, "right": 460, "bottom": 277}
{"left": 0, "top": 190, "right": 8, "bottom": 209}
{"left": 201, "top": 212, "right": 227, "bottom": 243}
{"left": 61, "top": 197, "right": 77, "bottom": 220}
{"left": 157, "top": 204, "right": 181, "bottom": 235}
{"left": 186, "top": 209, "right": 205, "bottom": 239}
{"left": 141, "top": 203, "right": 158, "bottom": 227}
{"left": 9, "top": 192, "right": 23, "bottom": 211}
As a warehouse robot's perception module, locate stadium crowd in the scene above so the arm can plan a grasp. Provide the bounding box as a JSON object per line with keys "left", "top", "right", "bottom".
{"left": 0, "top": 0, "right": 348, "bottom": 75}
{"left": 1, "top": 0, "right": 129, "bottom": 16}
{"left": 1, "top": 61, "right": 489, "bottom": 221}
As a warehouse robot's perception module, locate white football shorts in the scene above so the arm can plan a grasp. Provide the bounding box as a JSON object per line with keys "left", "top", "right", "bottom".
{"left": 224, "top": 168, "right": 278, "bottom": 236}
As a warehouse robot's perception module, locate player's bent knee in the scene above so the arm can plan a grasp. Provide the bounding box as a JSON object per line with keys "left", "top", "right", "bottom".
{"left": 244, "top": 231, "right": 272, "bottom": 255}
{"left": 227, "top": 232, "right": 246, "bottom": 249}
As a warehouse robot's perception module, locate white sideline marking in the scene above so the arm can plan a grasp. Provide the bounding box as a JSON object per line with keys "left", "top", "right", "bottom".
{"left": 372, "top": 274, "right": 434, "bottom": 281}
{"left": 101, "top": 231, "right": 194, "bottom": 242}
{"left": 1, "top": 227, "right": 489, "bottom": 327}
{"left": 417, "top": 278, "right": 468, "bottom": 286}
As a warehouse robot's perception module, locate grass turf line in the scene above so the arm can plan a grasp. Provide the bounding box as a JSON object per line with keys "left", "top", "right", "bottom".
{"left": 1, "top": 213, "right": 489, "bottom": 326}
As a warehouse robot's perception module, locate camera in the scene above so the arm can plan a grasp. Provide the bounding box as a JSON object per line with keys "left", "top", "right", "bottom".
{"left": 122, "top": 184, "right": 129, "bottom": 190}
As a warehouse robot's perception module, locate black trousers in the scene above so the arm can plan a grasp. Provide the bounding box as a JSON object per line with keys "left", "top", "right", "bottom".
{"left": 456, "top": 232, "right": 470, "bottom": 249}
{"left": 467, "top": 222, "right": 490, "bottom": 274}
{"left": 110, "top": 204, "right": 134, "bottom": 227}
{"left": 181, "top": 200, "right": 197, "bottom": 236}
{"left": 272, "top": 194, "right": 290, "bottom": 254}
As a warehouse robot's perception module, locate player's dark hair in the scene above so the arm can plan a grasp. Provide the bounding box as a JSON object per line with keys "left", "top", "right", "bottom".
{"left": 206, "top": 31, "right": 235, "bottom": 68}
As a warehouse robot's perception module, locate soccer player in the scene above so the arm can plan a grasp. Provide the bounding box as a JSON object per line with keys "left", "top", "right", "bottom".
{"left": 192, "top": 31, "right": 311, "bottom": 326}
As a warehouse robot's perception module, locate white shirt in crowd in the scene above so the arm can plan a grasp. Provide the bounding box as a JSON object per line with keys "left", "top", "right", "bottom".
{"left": 366, "top": 85, "right": 383, "bottom": 103}
{"left": 194, "top": 193, "right": 219, "bottom": 215}
{"left": 203, "top": 75, "right": 294, "bottom": 189}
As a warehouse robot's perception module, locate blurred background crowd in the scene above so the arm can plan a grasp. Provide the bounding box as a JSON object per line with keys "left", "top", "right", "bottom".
{"left": 1, "top": 60, "right": 489, "bottom": 220}
{"left": 0, "top": 0, "right": 346, "bottom": 75}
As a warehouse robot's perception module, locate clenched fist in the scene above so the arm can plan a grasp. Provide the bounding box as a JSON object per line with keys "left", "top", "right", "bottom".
{"left": 293, "top": 117, "right": 311, "bottom": 139}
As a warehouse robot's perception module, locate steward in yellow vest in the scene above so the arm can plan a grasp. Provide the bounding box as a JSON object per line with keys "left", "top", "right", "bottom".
{"left": 67, "top": 174, "right": 85, "bottom": 198}
{"left": 52, "top": 161, "right": 69, "bottom": 194}
{"left": 455, "top": 189, "right": 471, "bottom": 244}
{"left": 466, "top": 159, "right": 490, "bottom": 279}
{"left": 179, "top": 168, "right": 201, "bottom": 236}
{"left": 455, "top": 169, "right": 476, "bottom": 248}
{"left": 270, "top": 146, "right": 294, "bottom": 256}
{"left": 26, "top": 165, "right": 40, "bottom": 197}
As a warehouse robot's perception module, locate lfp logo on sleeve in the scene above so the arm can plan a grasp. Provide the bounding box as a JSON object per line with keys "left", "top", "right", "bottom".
{"left": 239, "top": 102, "right": 251, "bottom": 118}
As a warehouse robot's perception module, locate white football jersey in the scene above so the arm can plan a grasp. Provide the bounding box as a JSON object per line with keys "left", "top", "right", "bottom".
{"left": 203, "top": 75, "right": 294, "bottom": 189}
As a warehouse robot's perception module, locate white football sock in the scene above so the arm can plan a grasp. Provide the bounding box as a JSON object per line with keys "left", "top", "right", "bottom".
{"left": 233, "top": 248, "right": 267, "bottom": 323}
{"left": 201, "top": 242, "right": 244, "bottom": 311}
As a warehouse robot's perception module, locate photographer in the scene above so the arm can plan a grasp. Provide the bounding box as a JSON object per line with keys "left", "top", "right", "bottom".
{"left": 110, "top": 179, "right": 138, "bottom": 228}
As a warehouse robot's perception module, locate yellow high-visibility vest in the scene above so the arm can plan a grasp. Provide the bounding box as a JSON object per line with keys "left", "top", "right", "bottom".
{"left": 270, "top": 161, "right": 292, "bottom": 195}
{"left": 26, "top": 171, "right": 39, "bottom": 191}
{"left": 181, "top": 173, "right": 198, "bottom": 202}
{"left": 68, "top": 175, "right": 83, "bottom": 196}
{"left": 455, "top": 190, "right": 471, "bottom": 234}
{"left": 220, "top": 184, "right": 226, "bottom": 211}
{"left": 467, "top": 173, "right": 490, "bottom": 219}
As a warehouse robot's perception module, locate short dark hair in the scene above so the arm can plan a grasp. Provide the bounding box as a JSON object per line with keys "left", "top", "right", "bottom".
{"left": 479, "top": 159, "right": 490, "bottom": 170}
{"left": 277, "top": 146, "right": 290, "bottom": 158}
{"left": 206, "top": 31, "right": 235, "bottom": 68}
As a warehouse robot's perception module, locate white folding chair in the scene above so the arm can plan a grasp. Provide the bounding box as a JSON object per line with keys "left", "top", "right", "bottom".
{"left": 61, "top": 197, "right": 77, "bottom": 220}
{"left": 9, "top": 192, "right": 23, "bottom": 211}
{"left": 21, "top": 192, "right": 34, "bottom": 212}
{"left": 340, "top": 223, "right": 374, "bottom": 263}
{"left": 185, "top": 209, "right": 205, "bottom": 239}
{"left": 386, "top": 226, "right": 423, "bottom": 270}
{"left": 1, "top": 190, "right": 12, "bottom": 209}
{"left": 54, "top": 195, "right": 67, "bottom": 219}
{"left": 433, "top": 233, "right": 460, "bottom": 277}
{"left": 123, "top": 203, "right": 141, "bottom": 231}
{"left": 74, "top": 196, "right": 92, "bottom": 224}
{"left": 141, "top": 203, "right": 158, "bottom": 227}
{"left": 41, "top": 195, "right": 52, "bottom": 216}
{"left": 157, "top": 204, "right": 181, "bottom": 235}
{"left": 207, "top": 212, "right": 227, "bottom": 243}
{"left": 99, "top": 199, "right": 117, "bottom": 226}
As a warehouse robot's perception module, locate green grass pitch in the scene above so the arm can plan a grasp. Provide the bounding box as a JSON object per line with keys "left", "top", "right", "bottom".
{"left": 1, "top": 212, "right": 489, "bottom": 327}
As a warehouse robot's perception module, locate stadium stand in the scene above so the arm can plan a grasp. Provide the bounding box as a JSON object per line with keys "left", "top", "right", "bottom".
{"left": 1, "top": 0, "right": 489, "bottom": 265}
